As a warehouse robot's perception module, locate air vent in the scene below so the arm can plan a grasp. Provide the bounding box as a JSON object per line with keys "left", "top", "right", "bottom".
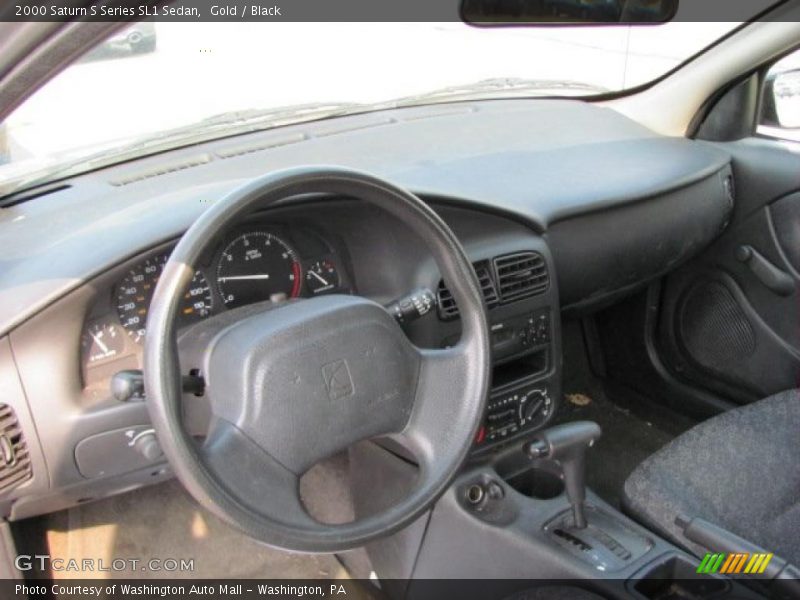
{"left": 437, "top": 263, "right": 498, "bottom": 320}
{"left": 109, "top": 153, "right": 214, "bottom": 186}
{"left": 215, "top": 133, "right": 306, "bottom": 159}
{"left": 402, "top": 105, "right": 478, "bottom": 121}
{"left": 493, "top": 252, "right": 549, "bottom": 302}
{"left": 312, "top": 117, "right": 396, "bottom": 137}
{"left": 0, "top": 404, "right": 31, "bottom": 494}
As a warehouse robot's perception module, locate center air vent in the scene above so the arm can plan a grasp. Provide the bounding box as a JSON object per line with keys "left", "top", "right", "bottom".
{"left": 493, "top": 252, "right": 549, "bottom": 302}
{"left": 0, "top": 404, "right": 32, "bottom": 494}
{"left": 437, "top": 263, "right": 498, "bottom": 319}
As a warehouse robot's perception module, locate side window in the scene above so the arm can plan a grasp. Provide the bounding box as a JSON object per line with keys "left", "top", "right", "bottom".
{"left": 759, "top": 48, "right": 800, "bottom": 141}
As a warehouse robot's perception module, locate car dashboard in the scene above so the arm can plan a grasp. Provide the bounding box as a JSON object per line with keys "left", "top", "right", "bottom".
{"left": 0, "top": 99, "right": 734, "bottom": 522}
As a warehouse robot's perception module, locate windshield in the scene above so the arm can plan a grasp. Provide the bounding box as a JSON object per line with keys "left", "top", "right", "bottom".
{"left": 0, "top": 22, "right": 740, "bottom": 194}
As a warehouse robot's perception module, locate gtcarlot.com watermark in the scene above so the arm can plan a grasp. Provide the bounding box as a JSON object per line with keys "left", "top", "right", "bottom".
{"left": 15, "top": 554, "right": 195, "bottom": 573}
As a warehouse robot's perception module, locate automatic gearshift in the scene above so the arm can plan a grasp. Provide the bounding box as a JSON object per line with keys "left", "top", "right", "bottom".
{"left": 523, "top": 421, "right": 601, "bottom": 529}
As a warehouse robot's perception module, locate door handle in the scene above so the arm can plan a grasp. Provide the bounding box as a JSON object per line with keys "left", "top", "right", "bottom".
{"left": 735, "top": 245, "right": 795, "bottom": 296}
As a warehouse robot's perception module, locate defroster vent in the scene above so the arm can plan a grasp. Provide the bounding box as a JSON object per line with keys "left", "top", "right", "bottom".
{"left": 0, "top": 404, "right": 32, "bottom": 494}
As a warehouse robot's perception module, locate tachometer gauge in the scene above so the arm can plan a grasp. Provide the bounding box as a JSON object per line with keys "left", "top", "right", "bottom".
{"left": 305, "top": 259, "right": 339, "bottom": 295}
{"left": 216, "top": 232, "right": 302, "bottom": 308}
{"left": 81, "top": 320, "right": 125, "bottom": 365}
{"left": 116, "top": 253, "right": 213, "bottom": 343}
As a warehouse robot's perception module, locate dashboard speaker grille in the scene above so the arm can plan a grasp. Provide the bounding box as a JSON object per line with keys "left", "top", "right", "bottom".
{"left": 437, "top": 263, "right": 498, "bottom": 319}
{"left": 0, "top": 404, "right": 32, "bottom": 494}
{"left": 493, "top": 252, "right": 549, "bottom": 302}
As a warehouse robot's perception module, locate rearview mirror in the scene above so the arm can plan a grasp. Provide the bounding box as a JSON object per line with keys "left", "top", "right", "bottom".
{"left": 461, "top": 0, "right": 679, "bottom": 24}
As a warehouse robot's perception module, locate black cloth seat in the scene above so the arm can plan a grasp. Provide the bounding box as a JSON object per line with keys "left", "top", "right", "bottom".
{"left": 623, "top": 389, "right": 800, "bottom": 565}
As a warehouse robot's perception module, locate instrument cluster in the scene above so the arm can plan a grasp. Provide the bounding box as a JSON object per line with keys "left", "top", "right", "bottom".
{"left": 81, "top": 224, "right": 351, "bottom": 372}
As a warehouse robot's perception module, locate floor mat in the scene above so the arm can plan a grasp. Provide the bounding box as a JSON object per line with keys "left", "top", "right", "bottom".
{"left": 554, "top": 320, "right": 698, "bottom": 509}
{"left": 554, "top": 389, "right": 684, "bottom": 509}
{"left": 31, "top": 479, "right": 349, "bottom": 580}
{"left": 15, "top": 454, "right": 374, "bottom": 588}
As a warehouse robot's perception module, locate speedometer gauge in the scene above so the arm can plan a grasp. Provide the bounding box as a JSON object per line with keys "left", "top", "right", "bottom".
{"left": 116, "top": 253, "right": 212, "bottom": 343}
{"left": 216, "top": 232, "right": 302, "bottom": 309}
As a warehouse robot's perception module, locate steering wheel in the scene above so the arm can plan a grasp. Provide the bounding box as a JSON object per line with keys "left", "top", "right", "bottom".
{"left": 144, "top": 167, "right": 491, "bottom": 552}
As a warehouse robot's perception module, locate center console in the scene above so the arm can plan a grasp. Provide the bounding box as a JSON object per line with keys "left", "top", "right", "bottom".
{"left": 425, "top": 246, "right": 562, "bottom": 455}
{"left": 351, "top": 228, "right": 769, "bottom": 599}
{"left": 480, "top": 343, "right": 554, "bottom": 448}
{"left": 476, "top": 293, "right": 560, "bottom": 452}
{"left": 352, "top": 425, "right": 768, "bottom": 600}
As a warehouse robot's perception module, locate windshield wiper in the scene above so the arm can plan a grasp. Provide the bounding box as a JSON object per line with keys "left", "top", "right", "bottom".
{"left": 0, "top": 102, "right": 365, "bottom": 201}
{"left": 393, "top": 77, "right": 608, "bottom": 105}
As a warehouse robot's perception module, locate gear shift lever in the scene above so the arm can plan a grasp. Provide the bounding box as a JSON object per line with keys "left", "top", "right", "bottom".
{"left": 523, "top": 421, "right": 601, "bottom": 529}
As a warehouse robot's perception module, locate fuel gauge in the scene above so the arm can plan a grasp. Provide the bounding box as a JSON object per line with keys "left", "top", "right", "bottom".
{"left": 305, "top": 259, "right": 339, "bottom": 295}
{"left": 81, "top": 320, "right": 125, "bottom": 365}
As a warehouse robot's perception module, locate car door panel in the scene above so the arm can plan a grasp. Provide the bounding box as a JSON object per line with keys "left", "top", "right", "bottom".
{"left": 657, "top": 138, "right": 800, "bottom": 403}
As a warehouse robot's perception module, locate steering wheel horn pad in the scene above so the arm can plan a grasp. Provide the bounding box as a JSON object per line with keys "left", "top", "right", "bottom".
{"left": 144, "top": 167, "right": 490, "bottom": 551}
{"left": 201, "top": 294, "right": 420, "bottom": 474}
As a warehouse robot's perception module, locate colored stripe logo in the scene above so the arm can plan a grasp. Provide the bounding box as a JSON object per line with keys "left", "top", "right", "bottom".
{"left": 697, "top": 552, "right": 773, "bottom": 574}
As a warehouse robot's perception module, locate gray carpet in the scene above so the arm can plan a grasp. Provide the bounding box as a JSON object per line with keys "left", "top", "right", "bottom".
{"left": 555, "top": 319, "right": 697, "bottom": 509}
{"left": 34, "top": 479, "right": 349, "bottom": 579}
{"left": 16, "top": 453, "right": 375, "bottom": 587}
{"left": 553, "top": 389, "right": 683, "bottom": 510}
{"left": 623, "top": 389, "right": 800, "bottom": 564}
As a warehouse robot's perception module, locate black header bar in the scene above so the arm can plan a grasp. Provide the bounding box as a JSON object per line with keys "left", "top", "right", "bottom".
{"left": 0, "top": 0, "right": 796, "bottom": 22}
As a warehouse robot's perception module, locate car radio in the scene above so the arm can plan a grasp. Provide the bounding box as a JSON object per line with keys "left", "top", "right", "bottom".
{"left": 472, "top": 307, "right": 558, "bottom": 453}
{"left": 490, "top": 308, "right": 551, "bottom": 362}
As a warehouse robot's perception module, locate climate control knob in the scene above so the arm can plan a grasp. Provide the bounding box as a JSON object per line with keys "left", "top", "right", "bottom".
{"left": 519, "top": 388, "right": 553, "bottom": 428}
